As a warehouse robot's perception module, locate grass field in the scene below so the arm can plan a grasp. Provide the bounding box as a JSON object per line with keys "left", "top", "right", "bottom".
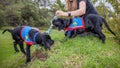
{"left": 0, "top": 29, "right": 120, "bottom": 68}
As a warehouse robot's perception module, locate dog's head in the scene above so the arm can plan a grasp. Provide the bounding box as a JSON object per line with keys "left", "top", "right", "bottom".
{"left": 52, "top": 18, "right": 69, "bottom": 31}
{"left": 36, "top": 33, "right": 54, "bottom": 50}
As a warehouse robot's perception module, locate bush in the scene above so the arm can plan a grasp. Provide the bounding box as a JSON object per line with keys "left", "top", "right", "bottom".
{"left": 0, "top": 0, "right": 54, "bottom": 27}
{"left": 0, "top": 9, "right": 6, "bottom": 28}
{"left": 108, "top": 18, "right": 120, "bottom": 44}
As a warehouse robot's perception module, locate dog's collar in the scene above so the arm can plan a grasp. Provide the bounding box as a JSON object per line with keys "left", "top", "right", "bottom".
{"left": 33, "top": 32, "right": 39, "bottom": 44}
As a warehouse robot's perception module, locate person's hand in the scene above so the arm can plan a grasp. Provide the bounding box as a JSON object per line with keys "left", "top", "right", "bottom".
{"left": 56, "top": 10, "right": 68, "bottom": 17}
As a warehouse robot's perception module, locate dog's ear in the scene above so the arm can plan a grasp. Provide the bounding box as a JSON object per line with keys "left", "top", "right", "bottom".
{"left": 52, "top": 19, "right": 61, "bottom": 27}
{"left": 42, "top": 41, "right": 51, "bottom": 50}
{"left": 47, "top": 39, "right": 54, "bottom": 45}
{"left": 41, "top": 33, "right": 54, "bottom": 49}
{"left": 56, "top": 18, "right": 65, "bottom": 31}
{"left": 42, "top": 33, "right": 51, "bottom": 39}
{"left": 58, "top": 22, "right": 68, "bottom": 31}
{"left": 43, "top": 33, "right": 54, "bottom": 45}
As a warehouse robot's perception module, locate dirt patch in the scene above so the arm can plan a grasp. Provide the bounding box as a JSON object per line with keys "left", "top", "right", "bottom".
{"left": 31, "top": 50, "right": 48, "bottom": 61}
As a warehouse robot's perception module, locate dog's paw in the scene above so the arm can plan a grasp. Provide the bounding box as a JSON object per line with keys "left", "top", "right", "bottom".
{"left": 14, "top": 51, "right": 19, "bottom": 54}
{"left": 26, "top": 59, "right": 31, "bottom": 64}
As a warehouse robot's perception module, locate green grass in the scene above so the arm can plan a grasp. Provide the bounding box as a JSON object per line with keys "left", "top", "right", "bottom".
{"left": 0, "top": 29, "right": 120, "bottom": 68}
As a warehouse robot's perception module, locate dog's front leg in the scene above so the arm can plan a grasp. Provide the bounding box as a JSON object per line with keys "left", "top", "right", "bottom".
{"left": 13, "top": 41, "right": 19, "bottom": 53}
{"left": 18, "top": 40, "right": 26, "bottom": 55}
{"left": 26, "top": 45, "right": 31, "bottom": 63}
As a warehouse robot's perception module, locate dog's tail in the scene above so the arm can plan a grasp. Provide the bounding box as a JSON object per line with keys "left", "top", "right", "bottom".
{"left": 101, "top": 17, "right": 116, "bottom": 36}
{"left": 2, "top": 29, "right": 13, "bottom": 34}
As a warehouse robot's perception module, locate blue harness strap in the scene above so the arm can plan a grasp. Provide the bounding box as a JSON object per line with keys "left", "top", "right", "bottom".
{"left": 33, "top": 32, "right": 39, "bottom": 44}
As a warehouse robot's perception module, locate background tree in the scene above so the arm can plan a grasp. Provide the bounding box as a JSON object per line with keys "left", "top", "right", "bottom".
{"left": 0, "top": 0, "right": 54, "bottom": 27}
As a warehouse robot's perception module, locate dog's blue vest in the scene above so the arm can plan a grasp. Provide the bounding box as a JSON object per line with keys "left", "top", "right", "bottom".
{"left": 65, "top": 17, "right": 85, "bottom": 31}
{"left": 65, "top": 17, "right": 85, "bottom": 37}
{"left": 20, "top": 26, "right": 40, "bottom": 45}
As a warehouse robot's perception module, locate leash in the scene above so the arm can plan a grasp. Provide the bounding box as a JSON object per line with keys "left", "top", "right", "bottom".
{"left": 46, "top": 16, "right": 58, "bottom": 35}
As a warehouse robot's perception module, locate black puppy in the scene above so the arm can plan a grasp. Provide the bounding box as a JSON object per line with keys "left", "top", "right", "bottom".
{"left": 2, "top": 26, "right": 54, "bottom": 63}
{"left": 52, "top": 14, "right": 116, "bottom": 43}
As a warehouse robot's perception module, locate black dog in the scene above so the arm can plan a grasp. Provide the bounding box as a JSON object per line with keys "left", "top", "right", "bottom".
{"left": 52, "top": 14, "right": 116, "bottom": 43}
{"left": 2, "top": 26, "right": 54, "bottom": 63}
